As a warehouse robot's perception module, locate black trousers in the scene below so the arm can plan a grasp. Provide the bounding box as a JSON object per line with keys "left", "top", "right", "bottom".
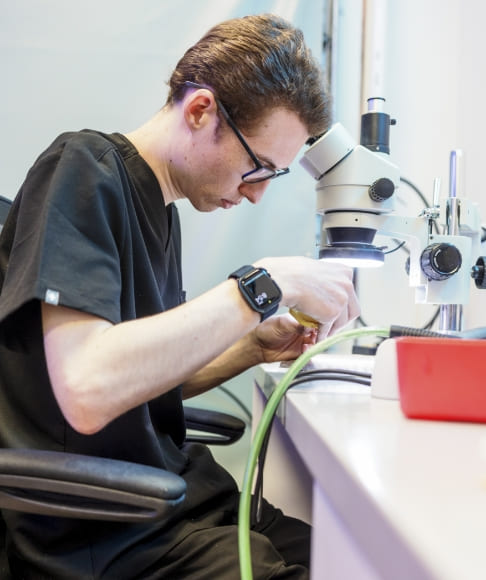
{"left": 138, "top": 443, "right": 311, "bottom": 579}
{"left": 149, "top": 498, "right": 311, "bottom": 579}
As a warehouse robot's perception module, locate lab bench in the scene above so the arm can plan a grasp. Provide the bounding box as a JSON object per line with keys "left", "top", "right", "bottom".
{"left": 253, "top": 354, "right": 486, "bottom": 580}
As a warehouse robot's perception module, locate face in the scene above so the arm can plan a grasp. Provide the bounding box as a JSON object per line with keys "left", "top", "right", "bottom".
{"left": 182, "top": 107, "right": 309, "bottom": 212}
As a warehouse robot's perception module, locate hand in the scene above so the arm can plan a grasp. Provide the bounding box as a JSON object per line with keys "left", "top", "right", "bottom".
{"left": 252, "top": 313, "right": 319, "bottom": 364}
{"left": 255, "top": 256, "right": 360, "bottom": 337}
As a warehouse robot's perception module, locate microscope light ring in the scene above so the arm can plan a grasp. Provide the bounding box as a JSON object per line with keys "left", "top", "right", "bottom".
{"left": 319, "top": 243, "right": 385, "bottom": 268}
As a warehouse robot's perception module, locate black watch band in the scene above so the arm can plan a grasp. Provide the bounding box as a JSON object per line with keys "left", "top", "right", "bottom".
{"left": 228, "top": 265, "right": 282, "bottom": 322}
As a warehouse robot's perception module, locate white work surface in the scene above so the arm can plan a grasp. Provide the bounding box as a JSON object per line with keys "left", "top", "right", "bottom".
{"left": 253, "top": 354, "right": 486, "bottom": 580}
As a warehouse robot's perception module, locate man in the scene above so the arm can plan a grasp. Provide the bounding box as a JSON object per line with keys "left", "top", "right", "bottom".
{"left": 0, "top": 13, "right": 359, "bottom": 579}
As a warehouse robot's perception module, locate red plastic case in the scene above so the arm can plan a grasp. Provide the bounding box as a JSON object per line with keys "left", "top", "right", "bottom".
{"left": 396, "top": 336, "right": 486, "bottom": 423}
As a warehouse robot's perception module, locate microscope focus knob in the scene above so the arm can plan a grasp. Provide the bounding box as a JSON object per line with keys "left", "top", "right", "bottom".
{"left": 471, "top": 256, "right": 486, "bottom": 289}
{"left": 368, "top": 178, "right": 395, "bottom": 202}
{"left": 420, "top": 243, "right": 462, "bottom": 281}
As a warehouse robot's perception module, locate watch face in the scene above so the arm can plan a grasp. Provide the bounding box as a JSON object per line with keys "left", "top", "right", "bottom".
{"left": 241, "top": 270, "right": 281, "bottom": 310}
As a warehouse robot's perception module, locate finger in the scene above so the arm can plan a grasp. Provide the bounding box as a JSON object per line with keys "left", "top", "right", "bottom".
{"left": 330, "top": 307, "right": 356, "bottom": 335}
{"left": 347, "top": 292, "right": 361, "bottom": 321}
{"left": 317, "top": 321, "right": 333, "bottom": 341}
{"left": 321, "top": 301, "right": 357, "bottom": 338}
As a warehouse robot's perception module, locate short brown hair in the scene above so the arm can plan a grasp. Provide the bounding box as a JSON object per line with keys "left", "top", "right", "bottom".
{"left": 167, "top": 14, "right": 331, "bottom": 140}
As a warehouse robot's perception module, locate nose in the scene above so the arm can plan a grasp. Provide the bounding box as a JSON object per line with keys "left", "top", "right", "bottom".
{"left": 239, "top": 181, "right": 270, "bottom": 205}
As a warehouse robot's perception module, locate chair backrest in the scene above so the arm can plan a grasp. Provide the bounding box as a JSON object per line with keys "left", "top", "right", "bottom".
{"left": 0, "top": 516, "right": 11, "bottom": 579}
{"left": 0, "top": 196, "right": 12, "bottom": 230}
{"left": 0, "top": 196, "right": 12, "bottom": 575}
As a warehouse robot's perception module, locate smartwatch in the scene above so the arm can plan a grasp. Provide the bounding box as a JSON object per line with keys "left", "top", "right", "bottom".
{"left": 228, "top": 265, "right": 282, "bottom": 322}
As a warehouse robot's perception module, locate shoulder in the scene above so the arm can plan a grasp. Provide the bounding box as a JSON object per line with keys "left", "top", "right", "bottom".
{"left": 24, "top": 131, "right": 133, "bottom": 199}
{"left": 16, "top": 131, "right": 135, "bottom": 227}
{"left": 39, "top": 130, "right": 122, "bottom": 165}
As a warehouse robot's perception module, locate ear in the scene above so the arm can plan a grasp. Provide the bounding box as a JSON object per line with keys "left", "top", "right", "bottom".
{"left": 183, "top": 89, "right": 218, "bottom": 131}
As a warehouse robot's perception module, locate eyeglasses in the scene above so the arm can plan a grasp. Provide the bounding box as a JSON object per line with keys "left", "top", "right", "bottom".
{"left": 184, "top": 81, "right": 290, "bottom": 184}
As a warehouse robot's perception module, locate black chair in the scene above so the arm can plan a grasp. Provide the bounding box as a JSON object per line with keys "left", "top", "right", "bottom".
{"left": 0, "top": 197, "right": 10, "bottom": 227}
{"left": 0, "top": 448, "right": 188, "bottom": 578}
{"left": 0, "top": 194, "right": 246, "bottom": 577}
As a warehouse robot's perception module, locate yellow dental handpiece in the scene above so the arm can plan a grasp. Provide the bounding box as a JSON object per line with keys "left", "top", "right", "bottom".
{"left": 289, "top": 308, "right": 320, "bottom": 329}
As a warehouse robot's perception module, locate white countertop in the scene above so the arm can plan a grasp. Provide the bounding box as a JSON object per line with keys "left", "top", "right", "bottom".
{"left": 255, "top": 354, "right": 486, "bottom": 580}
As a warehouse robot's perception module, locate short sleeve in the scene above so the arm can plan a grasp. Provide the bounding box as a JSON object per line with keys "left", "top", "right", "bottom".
{"left": 0, "top": 132, "right": 130, "bottom": 329}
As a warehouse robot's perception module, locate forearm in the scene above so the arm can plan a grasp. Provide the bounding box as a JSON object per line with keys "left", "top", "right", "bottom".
{"left": 182, "top": 332, "right": 262, "bottom": 399}
{"left": 182, "top": 310, "right": 323, "bottom": 399}
{"left": 43, "top": 279, "right": 260, "bottom": 434}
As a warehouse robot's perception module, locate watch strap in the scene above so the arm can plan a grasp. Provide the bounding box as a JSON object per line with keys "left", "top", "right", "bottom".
{"left": 228, "top": 265, "right": 256, "bottom": 280}
{"left": 228, "top": 265, "right": 281, "bottom": 321}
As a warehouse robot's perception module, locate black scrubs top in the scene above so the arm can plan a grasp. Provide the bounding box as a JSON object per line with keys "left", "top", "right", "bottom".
{"left": 0, "top": 131, "right": 238, "bottom": 578}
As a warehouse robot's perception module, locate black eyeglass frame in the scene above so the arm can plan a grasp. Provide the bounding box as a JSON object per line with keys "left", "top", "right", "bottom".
{"left": 184, "top": 81, "right": 290, "bottom": 184}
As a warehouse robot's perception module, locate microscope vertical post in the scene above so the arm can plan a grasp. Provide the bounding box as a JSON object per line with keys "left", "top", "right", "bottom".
{"left": 438, "top": 150, "right": 464, "bottom": 332}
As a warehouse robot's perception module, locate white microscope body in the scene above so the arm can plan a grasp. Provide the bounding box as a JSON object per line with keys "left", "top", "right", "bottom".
{"left": 300, "top": 99, "right": 482, "bottom": 333}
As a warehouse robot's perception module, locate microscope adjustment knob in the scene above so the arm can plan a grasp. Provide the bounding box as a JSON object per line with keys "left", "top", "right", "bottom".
{"left": 420, "top": 243, "right": 462, "bottom": 281}
{"left": 368, "top": 178, "right": 395, "bottom": 202}
{"left": 471, "top": 256, "right": 486, "bottom": 289}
